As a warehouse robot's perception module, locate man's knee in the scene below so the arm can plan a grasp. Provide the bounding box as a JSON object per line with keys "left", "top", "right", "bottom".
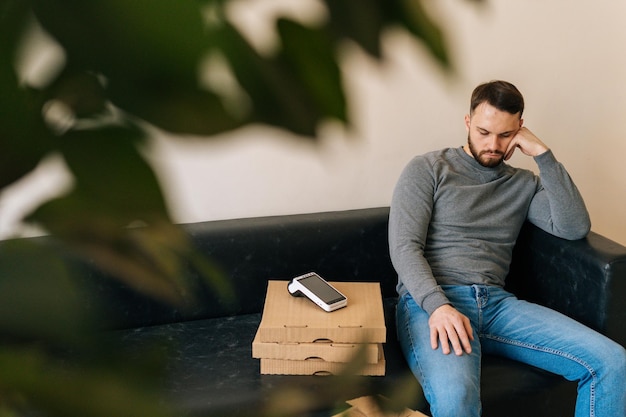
{"left": 607, "top": 343, "right": 626, "bottom": 376}
{"left": 594, "top": 338, "right": 626, "bottom": 383}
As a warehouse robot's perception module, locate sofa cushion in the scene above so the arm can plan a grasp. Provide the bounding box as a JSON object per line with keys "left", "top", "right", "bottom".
{"left": 113, "top": 298, "right": 575, "bottom": 417}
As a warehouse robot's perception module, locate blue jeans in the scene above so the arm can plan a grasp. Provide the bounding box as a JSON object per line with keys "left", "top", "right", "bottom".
{"left": 396, "top": 285, "right": 626, "bottom": 417}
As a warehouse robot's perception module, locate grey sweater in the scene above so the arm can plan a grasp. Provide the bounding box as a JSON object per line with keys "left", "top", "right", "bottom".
{"left": 389, "top": 147, "right": 590, "bottom": 315}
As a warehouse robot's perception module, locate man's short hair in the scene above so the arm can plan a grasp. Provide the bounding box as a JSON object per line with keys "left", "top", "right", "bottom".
{"left": 470, "top": 80, "right": 524, "bottom": 117}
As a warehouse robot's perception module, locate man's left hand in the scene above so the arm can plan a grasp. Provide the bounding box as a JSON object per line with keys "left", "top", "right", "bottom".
{"left": 505, "top": 127, "right": 549, "bottom": 161}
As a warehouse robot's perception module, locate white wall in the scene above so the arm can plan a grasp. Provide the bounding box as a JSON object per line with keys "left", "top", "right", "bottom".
{"left": 2, "top": 0, "right": 626, "bottom": 246}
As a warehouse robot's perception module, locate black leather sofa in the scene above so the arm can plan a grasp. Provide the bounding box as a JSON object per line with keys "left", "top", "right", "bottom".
{"left": 4, "top": 207, "right": 626, "bottom": 416}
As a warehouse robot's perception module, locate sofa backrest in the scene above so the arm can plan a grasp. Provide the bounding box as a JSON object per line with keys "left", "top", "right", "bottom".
{"left": 4, "top": 206, "right": 625, "bottom": 340}
{"left": 71, "top": 207, "right": 396, "bottom": 329}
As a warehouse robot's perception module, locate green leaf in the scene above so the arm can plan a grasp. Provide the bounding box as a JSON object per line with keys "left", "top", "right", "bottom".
{"left": 216, "top": 23, "right": 328, "bottom": 137}
{"left": 0, "top": 0, "right": 31, "bottom": 57}
{"left": 0, "top": 6, "right": 53, "bottom": 190}
{"left": 386, "top": 0, "right": 451, "bottom": 68}
{"left": 57, "top": 125, "right": 167, "bottom": 222}
{"left": 0, "top": 62, "right": 51, "bottom": 189}
{"left": 108, "top": 81, "right": 243, "bottom": 136}
{"left": 322, "top": 0, "right": 452, "bottom": 69}
{"left": 31, "top": 0, "right": 206, "bottom": 79}
{"left": 45, "top": 68, "right": 108, "bottom": 118}
{"left": 322, "top": 0, "right": 388, "bottom": 58}
{"left": 31, "top": 0, "right": 242, "bottom": 135}
{"left": 26, "top": 126, "right": 193, "bottom": 306}
{"left": 29, "top": 190, "right": 196, "bottom": 306}
{"left": 277, "top": 18, "right": 348, "bottom": 124}
{"left": 27, "top": 125, "right": 235, "bottom": 307}
{"left": 0, "top": 346, "right": 171, "bottom": 417}
{"left": 0, "top": 241, "right": 92, "bottom": 345}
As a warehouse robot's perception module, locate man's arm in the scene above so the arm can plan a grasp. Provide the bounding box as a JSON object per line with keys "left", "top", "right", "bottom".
{"left": 389, "top": 156, "right": 447, "bottom": 313}
{"left": 506, "top": 127, "right": 590, "bottom": 239}
{"left": 389, "top": 156, "right": 474, "bottom": 356}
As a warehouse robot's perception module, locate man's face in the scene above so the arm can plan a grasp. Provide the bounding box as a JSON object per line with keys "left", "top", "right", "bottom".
{"left": 464, "top": 102, "right": 523, "bottom": 168}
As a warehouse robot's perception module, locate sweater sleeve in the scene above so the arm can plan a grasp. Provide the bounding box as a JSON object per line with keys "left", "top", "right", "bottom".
{"left": 388, "top": 157, "right": 450, "bottom": 315}
{"left": 527, "top": 150, "right": 591, "bottom": 240}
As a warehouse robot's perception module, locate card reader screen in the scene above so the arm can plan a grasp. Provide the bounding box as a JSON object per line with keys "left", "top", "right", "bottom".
{"left": 299, "top": 275, "right": 346, "bottom": 304}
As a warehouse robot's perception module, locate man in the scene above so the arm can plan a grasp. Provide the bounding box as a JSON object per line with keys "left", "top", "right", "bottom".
{"left": 389, "top": 80, "right": 626, "bottom": 417}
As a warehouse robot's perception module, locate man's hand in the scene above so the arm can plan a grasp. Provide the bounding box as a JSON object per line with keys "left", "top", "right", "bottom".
{"left": 504, "top": 127, "right": 549, "bottom": 161}
{"left": 429, "top": 304, "right": 474, "bottom": 356}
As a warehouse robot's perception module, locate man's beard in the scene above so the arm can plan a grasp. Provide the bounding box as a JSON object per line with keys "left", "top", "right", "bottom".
{"left": 467, "top": 135, "right": 504, "bottom": 168}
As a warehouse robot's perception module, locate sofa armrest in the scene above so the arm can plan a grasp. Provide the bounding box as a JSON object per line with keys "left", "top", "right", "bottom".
{"left": 507, "top": 223, "right": 626, "bottom": 347}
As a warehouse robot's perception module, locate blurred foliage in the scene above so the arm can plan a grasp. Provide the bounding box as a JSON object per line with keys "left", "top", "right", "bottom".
{"left": 0, "top": 0, "right": 480, "bottom": 415}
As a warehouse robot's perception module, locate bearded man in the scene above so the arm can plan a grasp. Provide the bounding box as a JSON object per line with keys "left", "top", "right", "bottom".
{"left": 389, "top": 80, "right": 626, "bottom": 417}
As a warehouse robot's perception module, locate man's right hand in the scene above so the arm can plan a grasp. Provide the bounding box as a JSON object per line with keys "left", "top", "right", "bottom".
{"left": 428, "top": 304, "right": 474, "bottom": 356}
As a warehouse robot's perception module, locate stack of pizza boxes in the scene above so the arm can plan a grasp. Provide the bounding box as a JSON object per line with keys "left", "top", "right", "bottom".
{"left": 252, "top": 279, "right": 387, "bottom": 376}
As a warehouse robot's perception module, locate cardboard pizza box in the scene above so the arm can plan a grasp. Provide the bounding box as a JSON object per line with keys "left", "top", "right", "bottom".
{"left": 256, "top": 280, "right": 386, "bottom": 344}
{"left": 259, "top": 345, "right": 386, "bottom": 376}
{"left": 252, "top": 331, "right": 381, "bottom": 363}
{"left": 332, "top": 395, "right": 428, "bottom": 417}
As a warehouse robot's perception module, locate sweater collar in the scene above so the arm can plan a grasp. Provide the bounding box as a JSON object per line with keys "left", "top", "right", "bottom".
{"left": 455, "top": 146, "right": 508, "bottom": 175}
